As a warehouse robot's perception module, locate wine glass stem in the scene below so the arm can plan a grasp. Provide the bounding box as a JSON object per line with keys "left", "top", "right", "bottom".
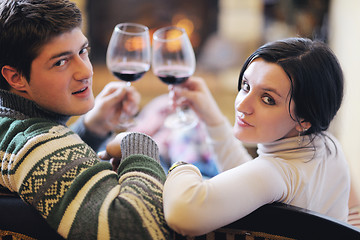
{"left": 168, "top": 85, "right": 187, "bottom": 122}
{"left": 168, "top": 84, "right": 176, "bottom": 108}
{"left": 115, "top": 81, "right": 134, "bottom": 129}
{"left": 176, "top": 106, "right": 187, "bottom": 121}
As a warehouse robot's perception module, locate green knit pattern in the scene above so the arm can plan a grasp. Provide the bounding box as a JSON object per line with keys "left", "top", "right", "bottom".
{"left": 0, "top": 117, "right": 170, "bottom": 240}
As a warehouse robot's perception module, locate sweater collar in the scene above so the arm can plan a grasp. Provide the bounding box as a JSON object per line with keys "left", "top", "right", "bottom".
{"left": 0, "top": 89, "right": 70, "bottom": 125}
{"left": 257, "top": 134, "right": 328, "bottom": 161}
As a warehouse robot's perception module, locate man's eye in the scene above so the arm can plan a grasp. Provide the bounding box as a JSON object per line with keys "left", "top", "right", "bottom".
{"left": 80, "top": 46, "right": 90, "bottom": 55}
{"left": 54, "top": 59, "right": 67, "bottom": 67}
{"left": 262, "top": 95, "right": 276, "bottom": 105}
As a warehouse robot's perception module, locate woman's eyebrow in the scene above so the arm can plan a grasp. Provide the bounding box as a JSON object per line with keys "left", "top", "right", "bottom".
{"left": 244, "top": 76, "right": 284, "bottom": 98}
{"left": 262, "top": 86, "right": 284, "bottom": 98}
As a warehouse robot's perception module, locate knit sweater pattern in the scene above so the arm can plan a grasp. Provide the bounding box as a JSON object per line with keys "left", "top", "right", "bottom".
{"left": 0, "top": 90, "right": 170, "bottom": 240}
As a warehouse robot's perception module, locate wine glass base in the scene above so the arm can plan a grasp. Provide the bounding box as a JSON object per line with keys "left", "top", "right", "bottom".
{"left": 164, "top": 108, "right": 198, "bottom": 130}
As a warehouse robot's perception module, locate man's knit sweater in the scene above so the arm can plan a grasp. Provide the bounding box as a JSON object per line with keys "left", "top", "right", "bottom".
{"left": 0, "top": 90, "right": 170, "bottom": 240}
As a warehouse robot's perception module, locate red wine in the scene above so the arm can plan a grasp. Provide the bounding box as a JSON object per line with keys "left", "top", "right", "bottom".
{"left": 154, "top": 66, "right": 193, "bottom": 85}
{"left": 110, "top": 62, "right": 149, "bottom": 82}
{"left": 112, "top": 71, "right": 146, "bottom": 82}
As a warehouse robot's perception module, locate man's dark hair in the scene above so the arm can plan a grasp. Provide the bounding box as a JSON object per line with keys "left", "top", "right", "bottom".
{"left": 0, "top": 0, "right": 82, "bottom": 90}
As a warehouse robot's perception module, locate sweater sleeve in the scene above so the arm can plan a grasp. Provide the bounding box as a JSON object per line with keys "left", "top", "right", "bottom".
{"left": 69, "top": 116, "right": 111, "bottom": 152}
{"left": 1, "top": 123, "right": 170, "bottom": 240}
{"left": 163, "top": 158, "right": 287, "bottom": 236}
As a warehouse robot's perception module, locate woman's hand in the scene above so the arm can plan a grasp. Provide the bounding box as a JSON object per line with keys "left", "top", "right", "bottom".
{"left": 174, "top": 77, "right": 225, "bottom": 126}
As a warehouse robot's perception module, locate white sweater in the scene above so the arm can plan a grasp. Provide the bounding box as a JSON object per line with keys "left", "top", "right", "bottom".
{"left": 163, "top": 121, "right": 350, "bottom": 236}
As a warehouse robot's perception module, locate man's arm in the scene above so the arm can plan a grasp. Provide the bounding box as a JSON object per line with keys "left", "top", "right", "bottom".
{"left": 2, "top": 122, "right": 169, "bottom": 240}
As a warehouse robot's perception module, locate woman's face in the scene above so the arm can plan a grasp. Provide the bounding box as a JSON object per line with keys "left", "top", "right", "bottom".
{"left": 233, "top": 58, "right": 300, "bottom": 144}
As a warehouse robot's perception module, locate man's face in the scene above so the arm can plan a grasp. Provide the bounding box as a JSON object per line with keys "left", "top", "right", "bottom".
{"left": 25, "top": 27, "right": 94, "bottom": 116}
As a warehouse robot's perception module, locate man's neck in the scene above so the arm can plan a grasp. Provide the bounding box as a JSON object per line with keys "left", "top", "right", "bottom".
{"left": 0, "top": 89, "right": 70, "bottom": 125}
{"left": 9, "top": 88, "right": 32, "bottom": 101}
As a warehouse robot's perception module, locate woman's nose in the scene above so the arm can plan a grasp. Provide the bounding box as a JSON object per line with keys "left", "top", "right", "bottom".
{"left": 235, "top": 92, "right": 253, "bottom": 115}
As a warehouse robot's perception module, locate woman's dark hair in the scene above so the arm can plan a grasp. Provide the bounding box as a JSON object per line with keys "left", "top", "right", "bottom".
{"left": 238, "top": 38, "right": 344, "bottom": 135}
{"left": 0, "top": 0, "right": 82, "bottom": 90}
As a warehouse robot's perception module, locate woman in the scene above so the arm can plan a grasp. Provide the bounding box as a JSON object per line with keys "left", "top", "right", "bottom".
{"left": 163, "top": 38, "right": 350, "bottom": 236}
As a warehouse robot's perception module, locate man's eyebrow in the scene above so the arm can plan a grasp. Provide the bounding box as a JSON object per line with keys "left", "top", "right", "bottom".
{"left": 49, "top": 41, "right": 89, "bottom": 60}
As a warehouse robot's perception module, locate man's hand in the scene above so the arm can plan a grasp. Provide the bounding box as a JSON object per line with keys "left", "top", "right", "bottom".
{"left": 98, "top": 132, "right": 127, "bottom": 171}
{"left": 84, "top": 81, "right": 140, "bottom": 136}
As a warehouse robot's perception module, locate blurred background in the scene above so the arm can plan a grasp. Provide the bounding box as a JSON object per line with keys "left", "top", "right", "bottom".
{"left": 73, "top": 0, "right": 360, "bottom": 193}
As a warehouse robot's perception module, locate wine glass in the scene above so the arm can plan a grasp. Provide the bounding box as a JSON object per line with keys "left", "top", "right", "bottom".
{"left": 106, "top": 23, "right": 151, "bottom": 128}
{"left": 152, "top": 26, "right": 198, "bottom": 130}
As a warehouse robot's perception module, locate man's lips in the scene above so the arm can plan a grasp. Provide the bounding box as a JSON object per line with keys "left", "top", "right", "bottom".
{"left": 72, "top": 87, "right": 88, "bottom": 95}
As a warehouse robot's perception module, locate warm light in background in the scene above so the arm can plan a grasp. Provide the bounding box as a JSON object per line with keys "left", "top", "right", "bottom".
{"left": 173, "top": 14, "right": 194, "bottom": 35}
{"left": 148, "top": 14, "right": 200, "bottom": 53}
{"left": 172, "top": 14, "right": 200, "bottom": 49}
{"left": 125, "top": 36, "right": 147, "bottom": 51}
{"left": 165, "top": 29, "right": 182, "bottom": 52}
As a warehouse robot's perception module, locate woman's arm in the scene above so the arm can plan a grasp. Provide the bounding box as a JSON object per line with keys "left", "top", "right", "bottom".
{"left": 205, "top": 120, "right": 253, "bottom": 171}
{"left": 163, "top": 159, "right": 287, "bottom": 236}
{"left": 175, "top": 77, "right": 226, "bottom": 127}
{"left": 176, "top": 77, "right": 253, "bottom": 170}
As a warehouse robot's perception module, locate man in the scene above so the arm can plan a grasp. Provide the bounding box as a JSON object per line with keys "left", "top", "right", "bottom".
{"left": 0, "top": 0, "right": 170, "bottom": 239}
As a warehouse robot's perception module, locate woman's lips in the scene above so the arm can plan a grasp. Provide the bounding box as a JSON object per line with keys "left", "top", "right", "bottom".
{"left": 236, "top": 116, "right": 253, "bottom": 127}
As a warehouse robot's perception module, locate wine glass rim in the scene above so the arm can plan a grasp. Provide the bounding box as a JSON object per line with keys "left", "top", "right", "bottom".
{"left": 115, "top": 22, "right": 149, "bottom": 35}
{"left": 153, "top": 26, "right": 186, "bottom": 41}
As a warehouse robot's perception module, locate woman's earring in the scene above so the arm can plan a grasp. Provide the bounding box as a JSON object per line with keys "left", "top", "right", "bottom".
{"left": 297, "top": 131, "right": 302, "bottom": 146}
{"left": 297, "top": 128, "right": 308, "bottom": 146}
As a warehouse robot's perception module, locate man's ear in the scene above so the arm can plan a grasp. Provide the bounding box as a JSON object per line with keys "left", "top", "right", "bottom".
{"left": 1, "top": 65, "right": 28, "bottom": 91}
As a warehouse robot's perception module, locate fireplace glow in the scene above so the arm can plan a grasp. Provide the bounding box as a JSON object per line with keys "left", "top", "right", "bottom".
{"left": 172, "top": 14, "right": 200, "bottom": 49}
{"left": 125, "top": 36, "right": 147, "bottom": 52}
{"left": 87, "top": 0, "right": 218, "bottom": 62}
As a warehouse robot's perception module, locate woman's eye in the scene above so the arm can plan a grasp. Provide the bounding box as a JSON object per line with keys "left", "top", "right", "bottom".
{"left": 262, "top": 95, "right": 276, "bottom": 105}
{"left": 241, "top": 81, "right": 250, "bottom": 92}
